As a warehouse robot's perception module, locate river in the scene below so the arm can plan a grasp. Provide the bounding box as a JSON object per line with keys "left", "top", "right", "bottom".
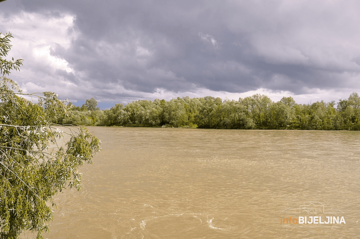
{"left": 24, "top": 127, "right": 360, "bottom": 238}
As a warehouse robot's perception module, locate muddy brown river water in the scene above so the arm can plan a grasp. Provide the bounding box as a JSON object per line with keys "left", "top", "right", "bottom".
{"left": 24, "top": 127, "right": 360, "bottom": 238}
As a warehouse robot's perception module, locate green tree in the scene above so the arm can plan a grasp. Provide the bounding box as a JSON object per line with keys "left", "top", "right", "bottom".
{"left": 240, "top": 94, "right": 272, "bottom": 129}
{"left": 0, "top": 32, "right": 101, "bottom": 238}
{"left": 85, "top": 98, "right": 98, "bottom": 111}
{"left": 103, "top": 103, "right": 124, "bottom": 126}
{"left": 163, "top": 98, "right": 189, "bottom": 127}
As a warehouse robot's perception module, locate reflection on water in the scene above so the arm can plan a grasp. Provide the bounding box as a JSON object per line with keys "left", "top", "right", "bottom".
{"left": 27, "top": 128, "right": 360, "bottom": 238}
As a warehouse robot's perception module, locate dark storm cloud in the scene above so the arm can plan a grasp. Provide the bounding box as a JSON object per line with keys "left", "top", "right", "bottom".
{"left": 1, "top": 0, "right": 360, "bottom": 102}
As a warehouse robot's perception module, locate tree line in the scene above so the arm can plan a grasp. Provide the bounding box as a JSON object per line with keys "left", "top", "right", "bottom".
{"left": 59, "top": 93, "right": 360, "bottom": 130}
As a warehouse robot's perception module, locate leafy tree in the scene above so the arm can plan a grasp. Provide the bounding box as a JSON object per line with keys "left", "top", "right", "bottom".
{"left": 267, "top": 101, "right": 293, "bottom": 129}
{"left": 196, "top": 96, "right": 223, "bottom": 128}
{"left": 163, "top": 98, "right": 188, "bottom": 127}
{"left": 103, "top": 103, "right": 124, "bottom": 126}
{"left": 66, "top": 102, "right": 81, "bottom": 111}
{"left": 0, "top": 32, "right": 101, "bottom": 238}
{"left": 240, "top": 94, "right": 272, "bottom": 128}
{"left": 85, "top": 98, "right": 98, "bottom": 111}
{"left": 80, "top": 104, "right": 88, "bottom": 111}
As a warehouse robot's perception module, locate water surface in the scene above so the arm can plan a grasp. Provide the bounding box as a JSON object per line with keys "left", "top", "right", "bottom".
{"left": 35, "top": 128, "right": 360, "bottom": 238}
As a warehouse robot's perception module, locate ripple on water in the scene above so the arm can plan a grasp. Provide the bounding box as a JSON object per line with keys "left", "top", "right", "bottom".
{"left": 38, "top": 128, "right": 360, "bottom": 239}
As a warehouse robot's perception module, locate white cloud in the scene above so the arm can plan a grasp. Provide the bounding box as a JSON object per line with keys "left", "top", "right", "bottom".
{"left": 101, "top": 86, "right": 356, "bottom": 106}
{"left": 136, "top": 46, "right": 151, "bottom": 57}
{"left": 0, "top": 11, "right": 77, "bottom": 88}
{"left": 198, "top": 32, "right": 217, "bottom": 46}
{"left": 33, "top": 45, "right": 73, "bottom": 73}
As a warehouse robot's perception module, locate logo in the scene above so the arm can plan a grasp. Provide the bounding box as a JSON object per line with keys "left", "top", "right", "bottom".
{"left": 280, "top": 202, "right": 345, "bottom": 225}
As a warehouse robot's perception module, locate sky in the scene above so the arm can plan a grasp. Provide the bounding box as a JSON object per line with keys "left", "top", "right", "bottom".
{"left": 1, "top": 0, "right": 360, "bottom": 108}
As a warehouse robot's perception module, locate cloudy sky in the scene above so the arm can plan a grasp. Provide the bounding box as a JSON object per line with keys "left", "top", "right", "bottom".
{"left": 1, "top": 0, "right": 360, "bottom": 108}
